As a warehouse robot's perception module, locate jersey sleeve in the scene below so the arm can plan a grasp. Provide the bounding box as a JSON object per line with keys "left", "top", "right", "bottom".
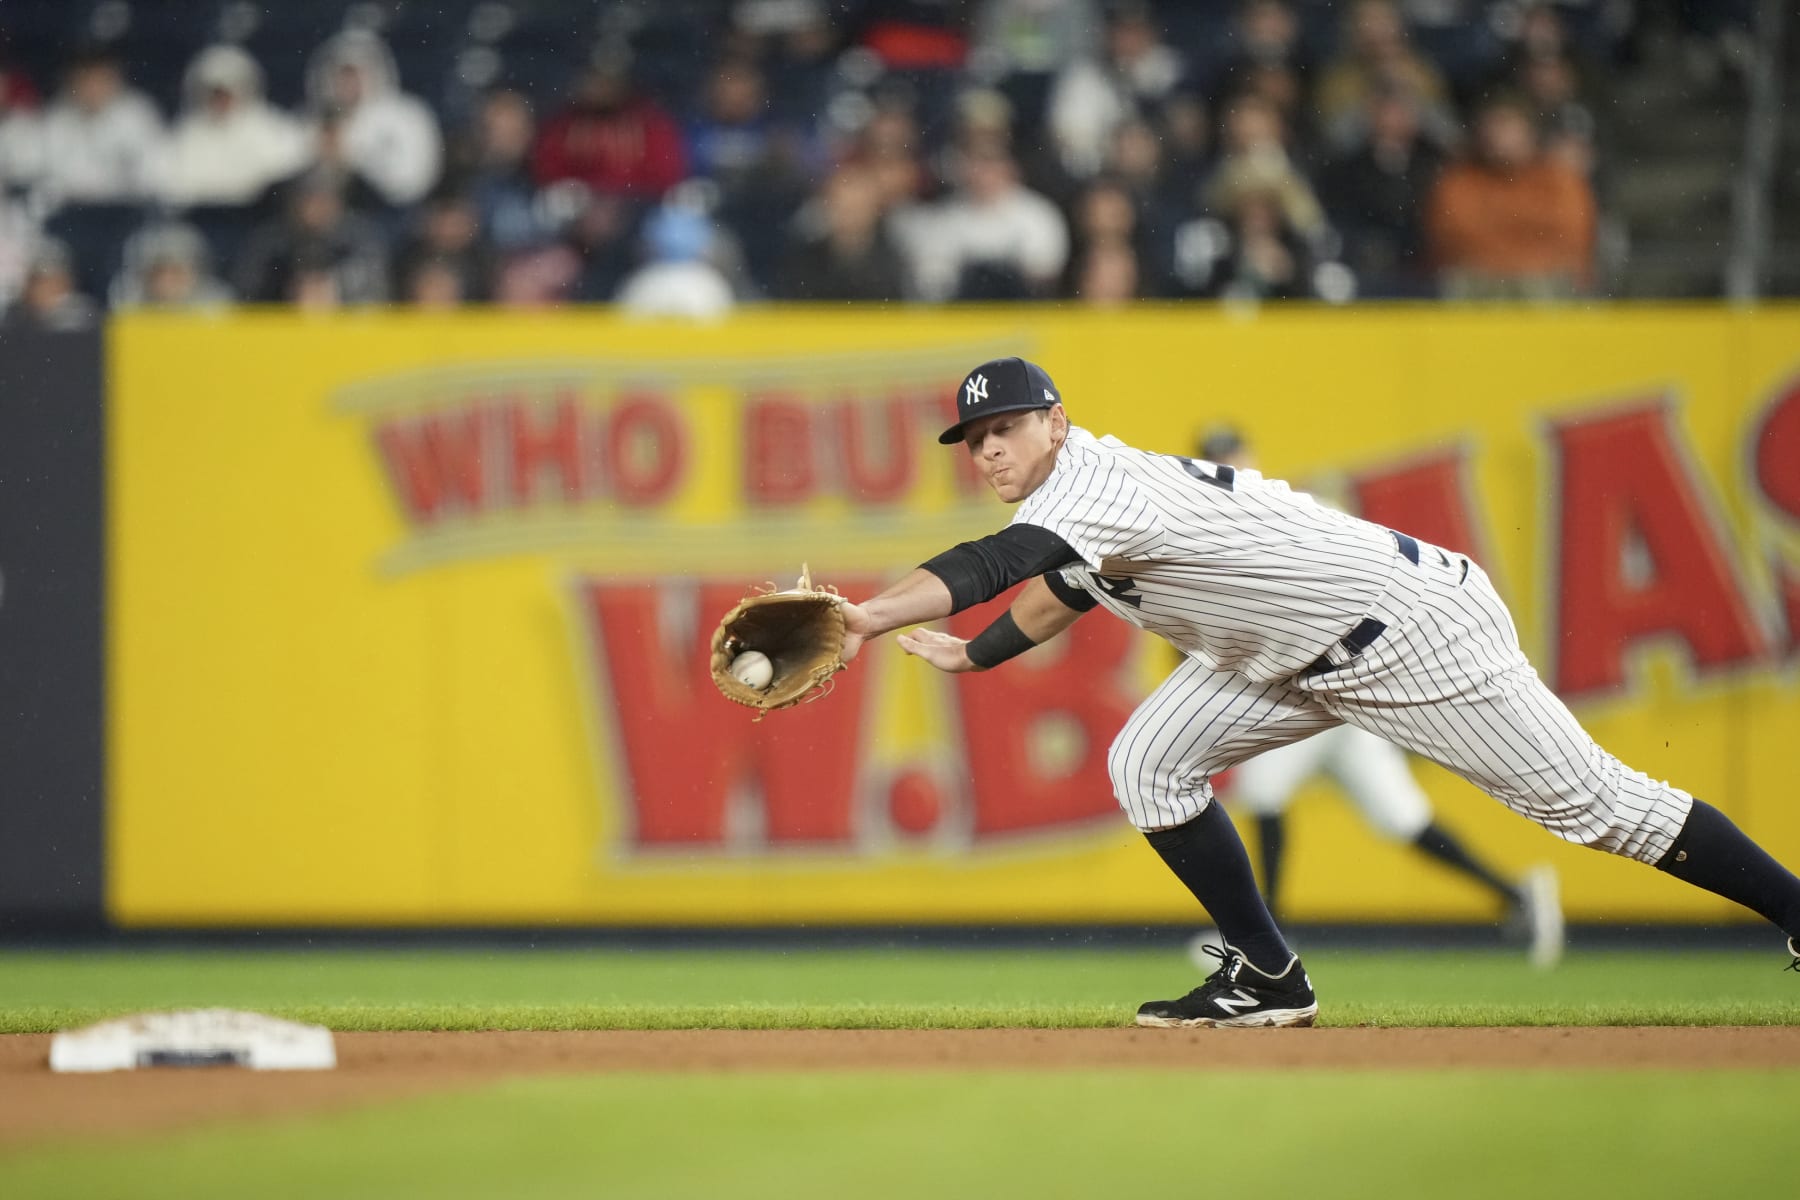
{"left": 1012, "top": 462, "right": 1165, "bottom": 570}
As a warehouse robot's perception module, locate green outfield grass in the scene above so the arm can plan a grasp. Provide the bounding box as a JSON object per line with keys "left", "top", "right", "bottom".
{"left": 1, "top": 1068, "right": 1792, "bottom": 1198}
{"left": 0, "top": 944, "right": 1794, "bottom": 1032}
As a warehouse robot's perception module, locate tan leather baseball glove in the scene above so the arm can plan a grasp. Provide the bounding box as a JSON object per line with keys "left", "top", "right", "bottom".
{"left": 709, "top": 566, "right": 847, "bottom": 717}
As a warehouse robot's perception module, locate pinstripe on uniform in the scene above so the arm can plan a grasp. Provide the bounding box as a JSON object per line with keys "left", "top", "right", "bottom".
{"left": 1025, "top": 428, "right": 1693, "bottom": 864}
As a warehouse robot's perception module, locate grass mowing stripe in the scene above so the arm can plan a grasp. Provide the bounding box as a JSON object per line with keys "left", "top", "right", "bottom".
{"left": 2, "top": 948, "right": 1794, "bottom": 1032}
{"left": 0, "top": 1069, "right": 1791, "bottom": 1199}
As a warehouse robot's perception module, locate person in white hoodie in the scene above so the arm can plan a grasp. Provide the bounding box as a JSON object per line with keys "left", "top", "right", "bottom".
{"left": 161, "top": 45, "right": 310, "bottom": 208}
{"left": 36, "top": 45, "right": 164, "bottom": 209}
{"left": 304, "top": 30, "right": 442, "bottom": 207}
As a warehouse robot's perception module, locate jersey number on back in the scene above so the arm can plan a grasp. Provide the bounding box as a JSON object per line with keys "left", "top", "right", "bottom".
{"left": 1175, "top": 457, "right": 1236, "bottom": 491}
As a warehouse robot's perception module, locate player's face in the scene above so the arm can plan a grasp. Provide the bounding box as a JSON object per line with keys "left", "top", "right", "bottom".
{"left": 962, "top": 406, "right": 1067, "bottom": 503}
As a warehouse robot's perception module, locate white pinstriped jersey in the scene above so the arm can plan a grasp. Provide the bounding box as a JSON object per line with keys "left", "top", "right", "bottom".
{"left": 1014, "top": 427, "right": 1402, "bottom": 682}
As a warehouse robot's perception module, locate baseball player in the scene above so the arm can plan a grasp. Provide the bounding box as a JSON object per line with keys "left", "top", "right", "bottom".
{"left": 1192, "top": 427, "right": 1564, "bottom": 969}
{"left": 839, "top": 356, "right": 1800, "bottom": 1027}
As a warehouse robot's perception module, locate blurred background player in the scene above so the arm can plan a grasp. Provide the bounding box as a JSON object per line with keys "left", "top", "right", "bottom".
{"left": 1194, "top": 425, "right": 1564, "bottom": 969}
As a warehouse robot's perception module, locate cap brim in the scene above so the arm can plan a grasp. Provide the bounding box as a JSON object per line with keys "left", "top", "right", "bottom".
{"left": 936, "top": 400, "right": 1053, "bottom": 445}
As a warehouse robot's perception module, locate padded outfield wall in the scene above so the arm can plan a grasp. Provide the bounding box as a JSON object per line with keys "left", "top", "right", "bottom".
{"left": 101, "top": 306, "right": 1800, "bottom": 928}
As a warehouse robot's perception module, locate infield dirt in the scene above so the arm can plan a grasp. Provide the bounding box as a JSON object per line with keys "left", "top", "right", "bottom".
{"left": 4, "top": 1027, "right": 1799, "bottom": 1149}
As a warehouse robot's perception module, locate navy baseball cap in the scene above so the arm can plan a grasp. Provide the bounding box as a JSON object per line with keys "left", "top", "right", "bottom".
{"left": 938, "top": 357, "right": 1063, "bottom": 445}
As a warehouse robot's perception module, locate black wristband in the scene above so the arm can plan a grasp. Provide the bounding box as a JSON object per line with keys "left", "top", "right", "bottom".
{"left": 966, "top": 610, "right": 1037, "bottom": 670}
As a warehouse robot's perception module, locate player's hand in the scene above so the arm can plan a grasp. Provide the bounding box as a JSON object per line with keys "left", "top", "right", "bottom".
{"left": 840, "top": 601, "right": 874, "bottom": 664}
{"left": 896, "top": 628, "right": 977, "bottom": 673}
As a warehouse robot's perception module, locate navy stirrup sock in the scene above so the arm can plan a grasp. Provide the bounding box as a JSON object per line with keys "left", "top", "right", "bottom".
{"left": 1145, "top": 802, "right": 1295, "bottom": 974}
{"left": 1656, "top": 800, "right": 1800, "bottom": 938}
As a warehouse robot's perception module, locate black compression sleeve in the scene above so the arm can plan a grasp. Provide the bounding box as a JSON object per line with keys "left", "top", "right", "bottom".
{"left": 919, "top": 524, "right": 1084, "bottom": 611}
{"left": 966, "top": 611, "right": 1037, "bottom": 669}
{"left": 1041, "top": 568, "right": 1098, "bottom": 611}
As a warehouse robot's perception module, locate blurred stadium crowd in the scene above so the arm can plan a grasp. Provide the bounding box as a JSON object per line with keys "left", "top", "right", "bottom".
{"left": 0, "top": 0, "right": 1762, "bottom": 326}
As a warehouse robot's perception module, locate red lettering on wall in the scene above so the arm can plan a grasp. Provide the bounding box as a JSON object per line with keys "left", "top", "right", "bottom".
{"left": 508, "top": 393, "right": 583, "bottom": 505}
{"left": 1752, "top": 376, "right": 1800, "bottom": 521}
{"left": 744, "top": 395, "right": 817, "bottom": 505}
{"left": 1773, "top": 561, "right": 1800, "bottom": 661}
{"left": 1751, "top": 376, "right": 1800, "bottom": 655}
{"left": 947, "top": 592, "right": 1139, "bottom": 835}
{"left": 578, "top": 578, "right": 878, "bottom": 848}
{"left": 604, "top": 393, "right": 685, "bottom": 505}
{"left": 1350, "top": 448, "right": 1485, "bottom": 560}
{"left": 837, "top": 393, "right": 916, "bottom": 502}
{"left": 1550, "top": 403, "right": 1764, "bottom": 696}
{"left": 375, "top": 407, "right": 489, "bottom": 524}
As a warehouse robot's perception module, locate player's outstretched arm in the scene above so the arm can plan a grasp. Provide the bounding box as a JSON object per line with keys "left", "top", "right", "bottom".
{"left": 843, "top": 525, "right": 1088, "bottom": 663}
{"left": 840, "top": 568, "right": 955, "bottom": 663}
{"left": 897, "top": 576, "right": 1087, "bottom": 673}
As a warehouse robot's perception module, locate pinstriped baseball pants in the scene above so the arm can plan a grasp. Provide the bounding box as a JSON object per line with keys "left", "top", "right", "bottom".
{"left": 1106, "top": 546, "right": 1694, "bottom": 865}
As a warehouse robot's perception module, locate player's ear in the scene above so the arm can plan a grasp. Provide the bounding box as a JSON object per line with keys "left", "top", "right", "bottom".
{"left": 1048, "top": 404, "right": 1068, "bottom": 440}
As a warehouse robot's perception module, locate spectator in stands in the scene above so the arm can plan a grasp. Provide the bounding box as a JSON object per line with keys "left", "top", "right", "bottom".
{"left": 1064, "top": 173, "right": 1143, "bottom": 305}
{"left": 110, "top": 221, "right": 232, "bottom": 309}
{"left": 1199, "top": 175, "right": 1337, "bottom": 302}
{"left": 261, "top": 106, "right": 387, "bottom": 218}
{"left": 161, "top": 45, "right": 310, "bottom": 208}
{"left": 1070, "top": 235, "right": 1139, "bottom": 306}
{"left": 447, "top": 90, "right": 547, "bottom": 252}
{"left": 400, "top": 256, "right": 467, "bottom": 309}
{"left": 1209, "top": 0, "right": 1310, "bottom": 99}
{"left": 849, "top": 102, "right": 931, "bottom": 212}
{"left": 1154, "top": 89, "right": 1211, "bottom": 186}
{"left": 1102, "top": 116, "right": 1189, "bottom": 295}
{"left": 1063, "top": 174, "right": 1137, "bottom": 289}
{"left": 1046, "top": 0, "right": 1186, "bottom": 181}
{"left": 0, "top": 57, "right": 43, "bottom": 192}
{"left": 1500, "top": 2, "right": 1585, "bottom": 82}
{"left": 1515, "top": 53, "right": 1598, "bottom": 180}
{"left": 393, "top": 192, "right": 496, "bottom": 303}
{"left": 1313, "top": 0, "right": 1453, "bottom": 154}
{"left": 532, "top": 55, "right": 687, "bottom": 201}
{"left": 685, "top": 56, "right": 816, "bottom": 289}
{"left": 1317, "top": 85, "right": 1444, "bottom": 296}
{"left": 234, "top": 173, "right": 389, "bottom": 305}
{"left": 305, "top": 30, "right": 443, "bottom": 208}
{"left": 560, "top": 188, "right": 645, "bottom": 304}
{"left": 1, "top": 238, "right": 97, "bottom": 330}
{"left": 750, "top": 0, "right": 841, "bottom": 130}
{"left": 1204, "top": 93, "right": 1327, "bottom": 246}
{"left": 776, "top": 164, "right": 909, "bottom": 301}
{"left": 1234, "top": 59, "right": 1310, "bottom": 151}
{"left": 35, "top": 44, "right": 164, "bottom": 209}
{"left": 1427, "top": 93, "right": 1595, "bottom": 300}
{"left": 615, "top": 202, "right": 736, "bottom": 320}
{"left": 894, "top": 138, "right": 1068, "bottom": 301}
{"left": 685, "top": 57, "right": 781, "bottom": 188}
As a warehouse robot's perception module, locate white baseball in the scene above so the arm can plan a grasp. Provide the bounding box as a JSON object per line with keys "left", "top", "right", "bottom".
{"left": 730, "top": 650, "right": 774, "bottom": 690}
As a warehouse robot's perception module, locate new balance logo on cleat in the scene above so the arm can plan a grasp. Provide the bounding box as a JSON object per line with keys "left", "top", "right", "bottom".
{"left": 1136, "top": 944, "right": 1319, "bottom": 1029}
{"left": 1210, "top": 988, "right": 1264, "bottom": 1017}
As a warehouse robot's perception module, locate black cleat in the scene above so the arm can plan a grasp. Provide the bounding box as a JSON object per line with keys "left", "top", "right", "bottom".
{"left": 1786, "top": 937, "right": 1798, "bottom": 973}
{"left": 1136, "top": 943, "right": 1319, "bottom": 1028}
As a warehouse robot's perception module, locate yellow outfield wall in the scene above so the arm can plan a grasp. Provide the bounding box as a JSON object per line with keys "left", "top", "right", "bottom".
{"left": 107, "top": 306, "right": 1800, "bottom": 926}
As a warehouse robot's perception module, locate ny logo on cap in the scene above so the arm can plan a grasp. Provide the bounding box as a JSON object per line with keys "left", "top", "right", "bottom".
{"left": 965, "top": 374, "right": 989, "bottom": 405}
